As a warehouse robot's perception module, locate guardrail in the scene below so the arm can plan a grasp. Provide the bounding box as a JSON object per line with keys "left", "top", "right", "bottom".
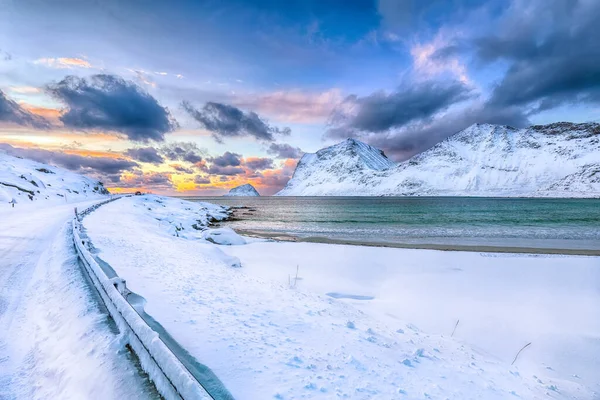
{"left": 72, "top": 199, "right": 213, "bottom": 400}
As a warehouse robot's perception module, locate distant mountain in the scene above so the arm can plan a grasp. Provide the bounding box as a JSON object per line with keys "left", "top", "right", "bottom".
{"left": 276, "top": 122, "right": 600, "bottom": 197}
{"left": 0, "top": 150, "right": 109, "bottom": 205}
{"left": 224, "top": 183, "right": 260, "bottom": 197}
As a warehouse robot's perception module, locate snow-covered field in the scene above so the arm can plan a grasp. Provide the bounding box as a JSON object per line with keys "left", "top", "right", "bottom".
{"left": 84, "top": 195, "right": 600, "bottom": 399}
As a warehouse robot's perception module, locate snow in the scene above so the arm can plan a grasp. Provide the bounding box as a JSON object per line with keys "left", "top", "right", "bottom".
{"left": 83, "top": 195, "right": 600, "bottom": 399}
{"left": 224, "top": 183, "right": 260, "bottom": 197}
{"left": 0, "top": 149, "right": 109, "bottom": 206}
{"left": 74, "top": 213, "right": 213, "bottom": 400}
{"left": 202, "top": 227, "right": 247, "bottom": 246}
{"left": 0, "top": 201, "right": 157, "bottom": 399}
{"left": 0, "top": 152, "right": 162, "bottom": 399}
{"left": 277, "top": 122, "right": 600, "bottom": 197}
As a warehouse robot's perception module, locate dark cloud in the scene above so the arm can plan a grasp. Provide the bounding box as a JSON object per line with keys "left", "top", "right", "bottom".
{"left": 46, "top": 74, "right": 177, "bottom": 141}
{"left": 105, "top": 174, "right": 123, "bottom": 184}
{"left": 0, "top": 143, "right": 139, "bottom": 175}
{"left": 209, "top": 151, "right": 242, "bottom": 167}
{"left": 207, "top": 165, "right": 245, "bottom": 176}
{"left": 171, "top": 164, "right": 194, "bottom": 174}
{"left": 194, "top": 175, "right": 211, "bottom": 184}
{"left": 181, "top": 101, "right": 291, "bottom": 142}
{"left": 125, "top": 147, "right": 164, "bottom": 164}
{"left": 476, "top": 0, "right": 600, "bottom": 113}
{"left": 267, "top": 143, "right": 304, "bottom": 159}
{"left": 362, "top": 102, "right": 529, "bottom": 160}
{"left": 160, "top": 142, "right": 205, "bottom": 163}
{"left": 119, "top": 172, "right": 173, "bottom": 189}
{"left": 0, "top": 90, "right": 49, "bottom": 128}
{"left": 327, "top": 80, "right": 473, "bottom": 136}
{"left": 205, "top": 151, "right": 245, "bottom": 175}
{"left": 244, "top": 157, "right": 274, "bottom": 171}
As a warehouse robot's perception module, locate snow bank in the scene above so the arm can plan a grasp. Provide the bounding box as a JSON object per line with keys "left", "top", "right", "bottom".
{"left": 202, "top": 227, "right": 246, "bottom": 246}
{"left": 124, "top": 195, "right": 230, "bottom": 239}
{"left": 82, "top": 195, "right": 597, "bottom": 399}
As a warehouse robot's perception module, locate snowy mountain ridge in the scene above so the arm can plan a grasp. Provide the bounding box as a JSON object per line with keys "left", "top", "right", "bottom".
{"left": 276, "top": 122, "right": 600, "bottom": 197}
{"left": 0, "top": 150, "right": 109, "bottom": 206}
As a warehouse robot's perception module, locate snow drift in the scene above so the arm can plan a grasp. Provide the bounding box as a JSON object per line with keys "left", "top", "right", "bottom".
{"left": 277, "top": 122, "right": 600, "bottom": 197}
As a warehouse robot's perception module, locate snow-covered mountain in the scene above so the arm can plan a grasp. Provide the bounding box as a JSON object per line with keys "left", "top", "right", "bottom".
{"left": 224, "top": 183, "right": 260, "bottom": 197}
{"left": 0, "top": 150, "right": 109, "bottom": 205}
{"left": 276, "top": 122, "right": 600, "bottom": 197}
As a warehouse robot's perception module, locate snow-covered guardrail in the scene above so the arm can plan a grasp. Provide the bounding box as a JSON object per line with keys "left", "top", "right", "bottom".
{"left": 72, "top": 199, "right": 212, "bottom": 400}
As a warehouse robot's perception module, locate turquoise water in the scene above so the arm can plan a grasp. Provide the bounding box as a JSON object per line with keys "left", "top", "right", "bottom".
{"left": 182, "top": 197, "right": 600, "bottom": 250}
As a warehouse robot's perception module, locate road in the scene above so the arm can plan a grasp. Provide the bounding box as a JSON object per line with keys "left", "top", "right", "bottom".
{"left": 0, "top": 200, "right": 157, "bottom": 399}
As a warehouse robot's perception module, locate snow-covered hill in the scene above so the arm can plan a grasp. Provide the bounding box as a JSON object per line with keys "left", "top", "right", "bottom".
{"left": 0, "top": 150, "right": 109, "bottom": 206}
{"left": 224, "top": 183, "right": 260, "bottom": 197}
{"left": 276, "top": 122, "right": 600, "bottom": 197}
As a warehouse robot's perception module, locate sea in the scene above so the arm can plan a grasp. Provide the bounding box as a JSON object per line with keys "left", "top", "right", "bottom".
{"left": 182, "top": 196, "right": 600, "bottom": 251}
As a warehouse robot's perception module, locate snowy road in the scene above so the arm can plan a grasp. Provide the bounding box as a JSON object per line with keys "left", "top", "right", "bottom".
{"left": 0, "top": 201, "right": 157, "bottom": 399}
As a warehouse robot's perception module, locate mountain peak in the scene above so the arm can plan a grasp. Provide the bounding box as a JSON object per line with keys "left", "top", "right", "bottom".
{"left": 318, "top": 138, "right": 395, "bottom": 172}
{"left": 224, "top": 183, "right": 260, "bottom": 197}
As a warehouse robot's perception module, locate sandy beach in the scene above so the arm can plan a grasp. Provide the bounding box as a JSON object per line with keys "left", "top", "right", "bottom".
{"left": 234, "top": 228, "right": 600, "bottom": 256}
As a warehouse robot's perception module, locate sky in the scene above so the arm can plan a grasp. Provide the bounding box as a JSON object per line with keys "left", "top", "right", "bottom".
{"left": 0, "top": 0, "right": 599, "bottom": 195}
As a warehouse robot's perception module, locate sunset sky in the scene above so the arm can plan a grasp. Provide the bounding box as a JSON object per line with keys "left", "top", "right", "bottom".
{"left": 1, "top": 0, "right": 598, "bottom": 195}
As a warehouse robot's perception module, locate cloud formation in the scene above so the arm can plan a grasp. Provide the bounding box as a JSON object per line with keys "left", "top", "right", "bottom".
{"left": 362, "top": 102, "right": 529, "bottom": 160}
{"left": 160, "top": 142, "right": 205, "bottom": 163}
{"left": 194, "top": 175, "right": 211, "bottom": 184}
{"left": 327, "top": 80, "right": 473, "bottom": 137}
{"left": 209, "top": 151, "right": 242, "bottom": 167}
{"left": 125, "top": 147, "right": 164, "bottom": 164}
{"left": 181, "top": 101, "right": 291, "bottom": 142}
{"left": 171, "top": 164, "right": 194, "bottom": 174}
{"left": 118, "top": 171, "right": 173, "bottom": 190}
{"left": 47, "top": 74, "right": 178, "bottom": 141}
{"left": 234, "top": 89, "right": 343, "bottom": 123}
{"left": 0, "top": 90, "right": 49, "bottom": 128}
{"left": 475, "top": 0, "right": 600, "bottom": 114}
{"left": 325, "top": 0, "right": 600, "bottom": 160}
{"left": 267, "top": 143, "right": 304, "bottom": 159}
{"left": 34, "top": 57, "right": 94, "bottom": 69}
{"left": 207, "top": 165, "right": 245, "bottom": 176}
{"left": 0, "top": 143, "right": 139, "bottom": 176}
{"left": 244, "top": 157, "right": 274, "bottom": 171}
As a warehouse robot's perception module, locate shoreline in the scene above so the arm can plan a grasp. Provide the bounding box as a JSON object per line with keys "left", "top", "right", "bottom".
{"left": 234, "top": 228, "right": 600, "bottom": 256}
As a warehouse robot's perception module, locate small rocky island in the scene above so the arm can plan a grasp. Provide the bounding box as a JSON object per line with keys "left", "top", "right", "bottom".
{"left": 224, "top": 183, "right": 260, "bottom": 197}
